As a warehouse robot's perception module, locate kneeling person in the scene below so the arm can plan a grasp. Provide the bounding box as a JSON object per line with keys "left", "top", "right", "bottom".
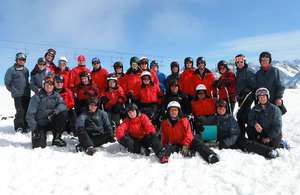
{"left": 75, "top": 97, "right": 115, "bottom": 155}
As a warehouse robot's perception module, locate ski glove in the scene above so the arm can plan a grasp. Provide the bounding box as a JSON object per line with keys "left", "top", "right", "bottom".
{"left": 47, "top": 111, "right": 56, "bottom": 122}
{"left": 212, "top": 81, "right": 220, "bottom": 89}
{"left": 222, "top": 82, "right": 231, "bottom": 87}
{"left": 114, "top": 101, "right": 123, "bottom": 113}
{"left": 101, "top": 96, "right": 110, "bottom": 103}
{"left": 181, "top": 145, "right": 189, "bottom": 157}
{"left": 83, "top": 90, "right": 91, "bottom": 95}
{"left": 128, "top": 92, "right": 135, "bottom": 100}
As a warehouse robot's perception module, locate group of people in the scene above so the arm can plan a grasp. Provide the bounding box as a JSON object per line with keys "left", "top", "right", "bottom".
{"left": 4, "top": 48, "right": 287, "bottom": 163}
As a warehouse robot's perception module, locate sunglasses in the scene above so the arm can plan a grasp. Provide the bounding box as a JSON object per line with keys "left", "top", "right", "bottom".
{"left": 169, "top": 108, "right": 179, "bottom": 112}
{"left": 131, "top": 62, "right": 138, "bottom": 66}
{"left": 171, "top": 84, "right": 179, "bottom": 87}
{"left": 198, "top": 91, "right": 206, "bottom": 95}
{"left": 261, "top": 58, "right": 269, "bottom": 61}
{"left": 92, "top": 62, "right": 100, "bottom": 65}
{"left": 47, "top": 53, "right": 54, "bottom": 58}
{"left": 18, "top": 58, "right": 26, "bottom": 61}
{"left": 141, "top": 62, "right": 148, "bottom": 65}
{"left": 197, "top": 62, "right": 205, "bottom": 65}
{"left": 217, "top": 106, "right": 226, "bottom": 110}
{"left": 59, "top": 61, "right": 67, "bottom": 65}
{"left": 218, "top": 65, "right": 226, "bottom": 70}
{"left": 115, "top": 66, "right": 123, "bottom": 69}
{"left": 89, "top": 103, "right": 97, "bottom": 107}
{"left": 38, "top": 63, "right": 46, "bottom": 66}
{"left": 45, "top": 82, "right": 54, "bottom": 86}
{"left": 55, "top": 81, "right": 64, "bottom": 84}
{"left": 236, "top": 61, "right": 244, "bottom": 64}
{"left": 108, "top": 80, "right": 116, "bottom": 83}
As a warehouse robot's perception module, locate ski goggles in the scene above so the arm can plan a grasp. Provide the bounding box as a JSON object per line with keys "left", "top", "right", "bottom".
{"left": 89, "top": 103, "right": 97, "bottom": 107}
{"left": 169, "top": 108, "right": 179, "bottom": 112}
{"left": 235, "top": 57, "right": 244, "bottom": 62}
{"left": 131, "top": 62, "right": 138, "bottom": 66}
{"left": 47, "top": 49, "right": 56, "bottom": 55}
{"left": 256, "top": 89, "right": 268, "bottom": 96}
{"left": 217, "top": 106, "right": 226, "bottom": 111}
{"left": 218, "top": 65, "right": 226, "bottom": 70}
{"left": 44, "top": 77, "right": 55, "bottom": 83}
{"left": 18, "top": 58, "right": 26, "bottom": 61}
{"left": 216, "top": 101, "right": 227, "bottom": 108}
{"left": 44, "top": 82, "right": 54, "bottom": 86}
{"left": 59, "top": 61, "right": 67, "bottom": 65}
{"left": 115, "top": 65, "right": 123, "bottom": 69}
{"left": 38, "top": 63, "right": 46, "bottom": 66}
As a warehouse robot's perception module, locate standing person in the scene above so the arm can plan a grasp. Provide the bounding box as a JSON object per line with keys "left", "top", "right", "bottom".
{"left": 246, "top": 88, "right": 282, "bottom": 149}
{"left": 165, "top": 61, "right": 180, "bottom": 91}
{"left": 122, "top": 57, "right": 143, "bottom": 104}
{"left": 115, "top": 103, "right": 171, "bottom": 163}
{"left": 213, "top": 60, "right": 236, "bottom": 113}
{"left": 91, "top": 57, "right": 109, "bottom": 93}
{"left": 113, "top": 61, "right": 125, "bottom": 87}
{"left": 189, "top": 57, "right": 216, "bottom": 98}
{"left": 161, "top": 101, "right": 219, "bottom": 164}
{"left": 4, "top": 52, "right": 31, "bottom": 133}
{"left": 203, "top": 100, "right": 279, "bottom": 159}
{"left": 235, "top": 54, "right": 257, "bottom": 137}
{"left": 150, "top": 60, "right": 166, "bottom": 94}
{"left": 54, "top": 74, "right": 77, "bottom": 134}
{"left": 55, "top": 57, "right": 70, "bottom": 88}
{"left": 26, "top": 75, "right": 68, "bottom": 149}
{"left": 44, "top": 48, "right": 57, "bottom": 74}
{"left": 100, "top": 73, "right": 125, "bottom": 127}
{"left": 75, "top": 97, "right": 115, "bottom": 156}
{"left": 30, "top": 57, "right": 54, "bottom": 93}
{"left": 179, "top": 57, "right": 195, "bottom": 96}
{"left": 256, "top": 51, "right": 286, "bottom": 115}
{"left": 139, "top": 57, "right": 159, "bottom": 87}
{"left": 68, "top": 55, "right": 91, "bottom": 90}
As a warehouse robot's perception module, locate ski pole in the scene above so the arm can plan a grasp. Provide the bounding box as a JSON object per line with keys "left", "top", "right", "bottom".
{"left": 234, "top": 91, "right": 252, "bottom": 117}
{"left": 224, "top": 86, "right": 232, "bottom": 115}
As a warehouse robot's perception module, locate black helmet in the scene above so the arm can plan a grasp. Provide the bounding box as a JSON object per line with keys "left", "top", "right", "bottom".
{"left": 130, "top": 57, "right": 139, "bottom": 65}
{"left": 150, "top": 60, "right": 159, "bottom": 68}
{"left": 196, "top": 57, "right": 206, "bottom": 66}
{"left": 184, "top": 57, "right": 193, "bottom": 66}
{"left": 15, "top": 52, "right": 26, "bottom": 62}
{"left": 113, "top": 61, "right": 123, "bottom": 72}
{"left": 259, "top": 51, "right": 272, "bottom": 63}
{"left": 54, "top": 74, "right": 65, "bottom": 82}
{"left": 92, "top": 57, "right": 101, "bottom": 64}
{"left": 170, "top": 61, "right": 179, "bottom": 68}
{"left": 37, "top": 57, "right": 47, "bottom": 64}
{"left": 169, "top": 79, "right": 179, "bottom": 87}
{"left": 217, "top": 60, "right": 228, "bottom": 71}
{"left": 79, "top": 71, "right": 92, "bottom": 84}
{"left": 215, "top": 100, "right": 228, "bottom": 114}
{"left": 125, "top": 103, "right": 139, "bottom": 113}
{"left": 45, "top": 48, "right": 56, "bottom": 59}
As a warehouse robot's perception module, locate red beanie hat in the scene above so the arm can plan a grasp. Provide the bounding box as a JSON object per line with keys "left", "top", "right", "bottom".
{"left": 78, "top": 55, "right": 86, "bottom": 61}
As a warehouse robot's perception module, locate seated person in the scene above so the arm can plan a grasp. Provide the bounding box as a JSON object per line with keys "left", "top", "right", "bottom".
{"left": 75, "top": 97, "right": 115, "bottom": 156}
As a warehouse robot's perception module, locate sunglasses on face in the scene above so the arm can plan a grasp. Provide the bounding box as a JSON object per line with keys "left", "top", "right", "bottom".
{"left": 131, "top": 62, "right": 138, "bottom": 66}
{"left": 45, "top": 82, "right": 54, "bottom": 86}
{"left": 47, "top": 54, "right": 54, "bottom": 58}
{"left": 59, "top": 61, "right": 67, "bottom": 65}
{"left": 261, "top": 58, "right": 269, "bottom": 61}
{"left": 89, "top": 103, "right": 97, "bottom": 107}
{"left": 141, "top": 62, "right": 148, "bottom": 65}
{"left": 236, "top": 61, "right": 244, "bottom": 64}
{"left": 116, "top": 66, "right": 123, "bottom": 69}
{"left": 171, "top": 85, "right": 179, "bottom": 87}
{"left": 38, "top": 63, "right": 46, "bottom": 66}
{"left": 18, "top": 58, "right": 26, "bottom": 61}
{"left": 218, "top": 66, "right": 226, "bottom": 70}
{"left": 92, "top": 62, "right": 100, "bottom": 65}
{"left": 217, "top": 106, "right": 226, "bottom": 110}
{"left": 55, "top": 81, "right": 64, "bottom": 84}
{"left": 197, "top": 62, "right": 205, "bottom": 65}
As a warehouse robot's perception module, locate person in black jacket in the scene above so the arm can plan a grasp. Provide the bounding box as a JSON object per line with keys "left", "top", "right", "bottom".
{"left": 165, "top": 61, "right": 180, "bottom": 91}
{"left": 203, "top": 100, "right": 279, "bottom": 159}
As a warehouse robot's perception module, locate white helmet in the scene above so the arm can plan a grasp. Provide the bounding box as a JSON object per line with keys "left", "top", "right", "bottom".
{"left": 255, "top": 87, "right": 270, "bottom": 100}
{"left": 141, "top": 71, "right": 151, "bottom": 78}
{"left": 58, "top": 56, "right": 68, "bottom": 64}
{"left": 167, "top": 101, "right": 181, "bottom": 109}
{"left": 196, "top": 84, "right": 207, "bottom": 91}
{"left": 107, "top": 73, "right": 118, "bottom": 82}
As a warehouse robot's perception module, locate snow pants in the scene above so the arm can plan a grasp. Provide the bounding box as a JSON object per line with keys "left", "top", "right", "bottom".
{"left": 236, "top": 99, "right": 253, "bottom": 138}
{"left": 13, "top": 96, "right": 30, "bottom": 131}
{"left": 76, "top": 129, "right": 114, "bottom": 150}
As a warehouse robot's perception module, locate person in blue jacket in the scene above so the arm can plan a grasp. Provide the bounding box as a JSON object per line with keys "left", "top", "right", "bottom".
{"left": 150, "top": 60, "right": 166, "bottom": 94}
{"left": 5, "top": 53, "right": 31, "bottom": 133}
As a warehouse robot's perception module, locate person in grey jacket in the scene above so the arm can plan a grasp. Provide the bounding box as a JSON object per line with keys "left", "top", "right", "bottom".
{"left": 203, "top": 100, "right": 279, "bottom": 158}
{"left": 4, "top": 53, "right": 31, "bottom": 133}
{"left": 26, "top": 75, "right": 68, "bottom": 149}
{"left": 235, "top": 54, "right": 257, "bottom": 137}
{"left": 165, "top": 61, "right": 180, "bottom": 92}
{"left": 30, "top": 57, "right": 54, "bottom": 93}
{"left": 256, "top": 51, "right": 286, "bottom": 115}
{"left": 75, "top": 97, "right": 115, "bottom": 156}
{"left": 246, "top": 88, "right": 282, "bottom": 149}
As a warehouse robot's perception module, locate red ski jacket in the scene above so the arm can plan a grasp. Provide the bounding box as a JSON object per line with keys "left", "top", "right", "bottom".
{"left": 191, "top": 97, "right": 216, "bottom": 117}
{"left": 58, "top": 87, "right": 75, "bottom": 109}
{"left": 216, "top": 69, "right": 236, "bottom": 101}
{"left": 189, "top": 68, "right": 216, "bottom": 97}
{"left": 133, "top": 83, "right": 163, "bottom": 104}
{"left": 100, "top": 86, "right": 125, "bottom": 109}
{"left": 91, "top": 67, "right": 109, "bottom": 93}
{"left": 55, "top": 67, "right": 70, "bottom": 88}
{"left": 161, "top": 117, "right": 194, "bottom": 148}
{"left": 179, "top": 69, "right": 195, "bottom": 94}
{"left": 68, "top": 65, "right": 91, "bottom": 89}
{"left": 115, "top": 112, "right": 156, "bottom": 140}
{"left": 73, "top": 83, "right": 99, "bottom": 101}
{"left": 122, "top": 68, "right": 142, "bottom": 96}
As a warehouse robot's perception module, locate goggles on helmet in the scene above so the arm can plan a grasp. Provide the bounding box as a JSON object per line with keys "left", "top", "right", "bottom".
{"left": 44, "top": 77, "right": 55, "bottom": 83}
{"left": 235, "top": 57, "right": 244, "bottom": 62}
{"left": 216, "top": 101, "right": 227, "bottom": 108}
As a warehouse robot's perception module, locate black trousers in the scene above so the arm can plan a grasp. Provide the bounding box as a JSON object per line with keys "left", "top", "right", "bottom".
{"left": 119, "top": 133, "right": 163, "bottom": 157}
{"left": 66, "top": 109, "right": 77, "bottom": 135}
{"left": 32, "top": 111, "right": 68, "bottom": 148}
{"left": 14, "top": 96, "right": 30, "bottom": 131}
{"left": 167, "top": 138, "right": 216, "bottom": 163}
{"left": 236, "top": 100, "right": 253, "bottom": 138}
{"left": 245, "top": 126, "right": 282, "bottom": 149}
{"left": 106, "top": 107, "right": 121, "bottom": 127}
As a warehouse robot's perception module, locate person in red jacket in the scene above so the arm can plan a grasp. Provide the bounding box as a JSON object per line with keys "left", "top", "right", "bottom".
{"left": 122, "top": 57, "right": 143, "bottom": 104}
{"left": 91, "top": 57, "right": 109, "bottom": 93}
{"left": 54, "top": 74, "right": 77, "bottom": 134}
{"left": 55, "top": 57, "right": 70, "bottom": 88}
{"left": 100, "top": 73, "right": 125, "bottom": 127}
{"left": 213, "top": 60, "right": 236, "bottom": 114}
{"left": 133, "top": 71, "right": 163, "bottom": 125}
{"left": 189, "top": 57, "right": 216, "bottom": 98}
{"left": 115, "top": 103, "right": 171, "bottom": 163}
{"left": 73, "top": 71, "right": 99, "bottom": 115}
{"left": 179, "top": 57, "right": 196, "bottom": 96}
{"left": 113, "top": 61, "right": 125, "bottom": 87}
{"left": 44, "top": 48, "right": 57, "bottom": 74}
{"left": 161, "top": 101, "right": 219, "bottom": 164}
{"left": 68, "top": 55, "right": 91, "bottom": 90}
{"left": 191, "top": 84, "right": 216, "bottom": 135}
{"left": 139, "top": 57, "right": 159, "bottom": 87}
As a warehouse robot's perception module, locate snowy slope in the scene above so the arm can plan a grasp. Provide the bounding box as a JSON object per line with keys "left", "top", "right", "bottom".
{"left": 0, "top": 86, "right": 299, "bottom": 195}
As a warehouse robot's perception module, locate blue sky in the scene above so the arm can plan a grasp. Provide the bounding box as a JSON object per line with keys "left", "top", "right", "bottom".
{"left": 1, "top": 0, "right": 300, "bottom": 85}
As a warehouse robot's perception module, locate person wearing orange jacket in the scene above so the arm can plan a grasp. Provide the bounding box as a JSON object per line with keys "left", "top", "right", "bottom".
{"left": 132, "top": 71, "right": 163, "bottom": 125}
{"left": 161, "top": 101, "right": 219, "bottom": 164}
{"left": 213, "top": 60, "right": 236, "bottom": 113}
{"left": 54, "top": 74, "right": 77, "bottom": 134}
{"left": 115, "top": 103, "right": 171, "bottom": 163}
{"left": 100, "top": 73, "right": 125, "bottom": 127}
{"left": 189, "top": 57, "right": 216, "bottom": 98}
{"left": 55, "top": 57, "right": 70, "bottom": 88}
{"left": 91, "top": 57, "right": 109, "bottom": 93}
{"left": 139, "top": 57, "right": 159, "bottom": 87}
{"left": 68, "top": 55, "right": 91, "bottom": 90}
{"left": 72, "top": 71, "right": 99, "bottom": 115}
{"left": 179, "top": 57, "right": 196, "bottom": 96}
{"left": 122, "top": 57, "right": 143, "bottom": 104}
{"left": 191, "top": 84, "right": 216, "bottom": 135}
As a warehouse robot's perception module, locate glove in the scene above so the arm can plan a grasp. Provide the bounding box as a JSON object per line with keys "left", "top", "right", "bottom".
{"left": 212, "top": 81, "right": 220, "bottom": 89}
{"left": 47, "top": 111, "right": 56, "bottom": 122}
{"left": 101, "top": 96, "right": 110, "bottom": 103}
{"left": 114, "top": 101, "right": 122, "bottom": 113}
{"left": 180, "top": 145, "right": 189, "bottom": 157}
{"left": 83, "top": 90, "right": 91, "bottom": 95}
{"left": 128, "top": 92, "right": 135, "bottom": 100}
{"left": 108, "top": 134, "right": 116, "bottom": 143}
{"left": 222, "top": 82, "right": 231, "bottom": 87}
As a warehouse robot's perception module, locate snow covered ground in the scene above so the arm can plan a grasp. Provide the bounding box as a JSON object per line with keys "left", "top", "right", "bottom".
{"left": 0, "top": 86, "right": 299, "bottom": 195}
